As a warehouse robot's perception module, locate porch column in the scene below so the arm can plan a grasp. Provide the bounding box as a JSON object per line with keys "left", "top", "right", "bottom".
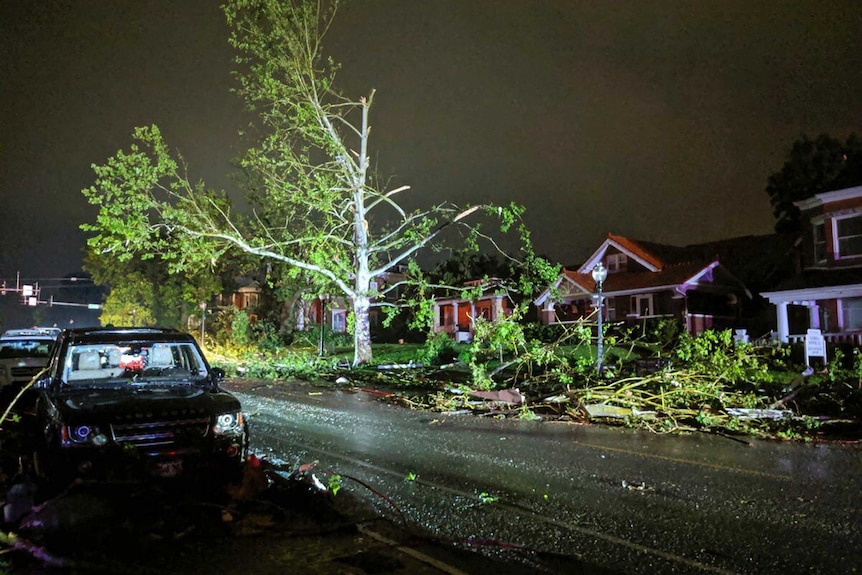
{"left": 541, "top": 300, "right": 555, "bottom": 325}
{"left": 296, "top": 303, "right": 306, "bottom": 331}
{"left": 776, "top": 301, "right": 790, "bottom": 343}
{"left": 493, "top": 296, "right": 504, "bottom": 320}
{"left": 432, "top": 301, "right": 441, "bottom": 333}
{"left": 808, "top": 301, "right": 820, "bottom": 330}
{"left": 452, "top": 302, "right": 459, "bottom": 333}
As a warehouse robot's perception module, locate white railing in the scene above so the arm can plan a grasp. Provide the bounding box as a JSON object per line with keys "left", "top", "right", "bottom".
{"left": 788, "top": 332, "right": 862, "bottom": 346}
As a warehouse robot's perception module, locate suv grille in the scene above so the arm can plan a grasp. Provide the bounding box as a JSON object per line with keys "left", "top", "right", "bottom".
{"left": 11, "top": 366, "right": 43, "bottom": 378}
{"left": 110, "top": 409, "right": 211, "bottom": 451}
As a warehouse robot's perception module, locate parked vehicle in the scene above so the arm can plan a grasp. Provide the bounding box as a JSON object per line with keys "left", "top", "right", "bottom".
{"left": 2, "top": 327, "right": 62, "bottom": 339}
{"left": 27, "top": 327, "right": 249, "bottom": 487}
{"left": 0, "top": 328, "right": 57, "bottom": 399}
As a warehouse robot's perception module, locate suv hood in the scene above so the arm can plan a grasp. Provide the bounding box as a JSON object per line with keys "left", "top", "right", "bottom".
{"left": 56, "top": 386, "right": 241, "bottom": 418}
{"left": 1, "top": 357, "right": 49, "bottom": 367}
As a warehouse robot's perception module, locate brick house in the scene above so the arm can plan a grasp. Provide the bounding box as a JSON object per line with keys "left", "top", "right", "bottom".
{"left": 534, "top": 233, "right": 755, "bottom": 335}
{"left": 762, "top": 185, "right": 862, "bottom": 344}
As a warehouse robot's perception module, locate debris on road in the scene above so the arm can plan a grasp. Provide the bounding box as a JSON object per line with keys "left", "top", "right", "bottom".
{"left": 725, "top": 408, "right": 793, "bottom": 420}
{"left": 469, "top": 388, "right": 525, "bottom": 405}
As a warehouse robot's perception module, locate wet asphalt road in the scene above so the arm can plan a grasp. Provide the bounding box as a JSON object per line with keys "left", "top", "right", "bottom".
{"left": 226, "top": 379, "right": 862, "bottom": 575}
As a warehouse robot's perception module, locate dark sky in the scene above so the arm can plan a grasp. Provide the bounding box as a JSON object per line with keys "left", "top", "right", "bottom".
{"left": 2, "top": 0, "right": 861, "bottom": 284}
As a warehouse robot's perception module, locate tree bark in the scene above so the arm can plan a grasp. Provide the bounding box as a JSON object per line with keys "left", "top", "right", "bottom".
{"left": 353, "top": 294, "right": 372, "bottom": 366}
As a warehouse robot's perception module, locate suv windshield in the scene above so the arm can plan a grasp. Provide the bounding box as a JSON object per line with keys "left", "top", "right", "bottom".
{"left": 63, "top": 341, "right": 209, "bottom": 386}
{"left": 0, "top": 338, "right": 54, "bottom": 359}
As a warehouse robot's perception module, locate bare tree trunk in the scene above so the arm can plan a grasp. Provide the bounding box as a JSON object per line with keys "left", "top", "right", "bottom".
{"left": 353, "top": 294, "right": 372, "bottom": 366}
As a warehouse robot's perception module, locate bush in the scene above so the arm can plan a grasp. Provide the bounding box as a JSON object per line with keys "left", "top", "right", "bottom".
{"left": 419, "top": 332, "right": 463, "bottom": 366}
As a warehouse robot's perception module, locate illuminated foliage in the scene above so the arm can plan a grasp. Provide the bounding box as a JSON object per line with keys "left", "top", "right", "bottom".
{"left": 81, "top": 0, "right": 553, "bottom": 365}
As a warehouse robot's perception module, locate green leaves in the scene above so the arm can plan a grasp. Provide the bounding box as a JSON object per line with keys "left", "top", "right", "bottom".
{"left": 82, "top": 0, "right": 550, "bottom": 368}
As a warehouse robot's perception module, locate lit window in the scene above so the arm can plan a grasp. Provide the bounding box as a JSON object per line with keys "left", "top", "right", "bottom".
{"left": 836, "top": 215, "right": 862, "bottom": 258}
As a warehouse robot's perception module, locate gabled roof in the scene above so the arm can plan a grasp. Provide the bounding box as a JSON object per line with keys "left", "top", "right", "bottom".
{"left": 580, "top": 234, "right": 666, "bottom": 272}
{"left": 579, "top": 233, "right": 796, "bottom": 289}
{"left": 535, "top": 232, "right": 770, "bottom": 305}
{"left": 564, "top": 261, "right": 738, "bottom": 295}
{"left": 535, "top": 260, "right": 745, "bottom": 305}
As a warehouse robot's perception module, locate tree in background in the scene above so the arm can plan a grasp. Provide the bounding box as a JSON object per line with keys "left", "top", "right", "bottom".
{"left": 81, "top": 0, "right": 553, "bottom": 365}
{"left": 767, "top": 134, "right": 862, "bottom": 232}
{"left": 83, "top": 250, "right": 222, "bottom": 329}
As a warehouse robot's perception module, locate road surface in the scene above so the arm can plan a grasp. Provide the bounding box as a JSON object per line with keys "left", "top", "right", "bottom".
{"left": 228, "top": 379, "right": 862, "bottom": 575}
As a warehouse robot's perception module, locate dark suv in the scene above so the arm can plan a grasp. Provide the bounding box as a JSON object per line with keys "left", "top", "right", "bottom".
{"left": 29, "top": 327, "right": 248, "bottom": 485}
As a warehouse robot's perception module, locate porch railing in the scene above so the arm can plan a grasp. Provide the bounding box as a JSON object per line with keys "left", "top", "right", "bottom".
{"left": 788, "top": 332, "right": 862, "bottom": 346}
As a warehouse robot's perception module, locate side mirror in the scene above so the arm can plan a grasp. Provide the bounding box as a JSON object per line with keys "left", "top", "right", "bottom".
{"left": 211, "top": 367, "right": 225, "bottom": 382}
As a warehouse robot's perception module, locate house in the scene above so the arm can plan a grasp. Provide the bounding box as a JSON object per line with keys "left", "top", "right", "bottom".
{"left": 215, "top": 279, "right": 263, "bottom": 320}
{"left": 431, "top": 279, "right": 513, "bottom": 342}
{"left": 295, "top": 265, "right": 410, "bottom": 336}
{"left": 534, "top": 233, "right": 756, "bottom": 335}
{"left": 761, "top": 185, "right": 862, "bottom": 344}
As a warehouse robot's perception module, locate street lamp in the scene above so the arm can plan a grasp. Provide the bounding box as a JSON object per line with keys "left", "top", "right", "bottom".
{"left": 199, "top": 302, "right": 207, "bottom": 348}
{"left": 591, "top": 261, "right": 608, "bottom": 373}
{"left": 318, "top": 294, "right": 329, "bottom": 357}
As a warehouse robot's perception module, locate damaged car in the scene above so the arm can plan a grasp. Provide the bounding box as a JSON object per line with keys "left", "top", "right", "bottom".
{"left": 27, "top": 327, "right": 249, "bottom": 487}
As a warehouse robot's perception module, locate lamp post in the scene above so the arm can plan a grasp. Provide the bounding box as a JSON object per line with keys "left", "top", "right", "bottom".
{"left": 318, "top": 294, "right": 328, "bottom": 357}
{"left": 199, "top": 302, "right": 207, "bottom": 348}
{"left": 591, "top": 262, "right": 608, "bottom": 373}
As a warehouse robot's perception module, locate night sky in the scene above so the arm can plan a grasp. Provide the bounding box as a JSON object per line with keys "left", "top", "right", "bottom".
{"left": 2, "top": 0, "right": 860, "bottom": 284}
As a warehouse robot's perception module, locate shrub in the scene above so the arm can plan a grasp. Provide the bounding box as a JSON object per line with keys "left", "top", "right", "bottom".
{"left": 419, "top": 332, "right": 462, "bottom": 366}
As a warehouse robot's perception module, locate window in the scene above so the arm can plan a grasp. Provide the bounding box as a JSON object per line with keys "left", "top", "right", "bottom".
{"left": 332, "top": 310, "right": 347, "bottom": 333}
{"left": 64, "top": 342, "right": 206, "bottom": 384}
{"left": 813, "top": 222, "right": 827, "bottom": 264}
{"left": 836, "top": 215, "right": 862, "bottom": 258}
{"left": 605, "top": 297, "right": 616, "bottom": 321}
{"left": 630, "top": 294, "right": 653, "bottom": 317}
{"left": 841, "top": 297, "right": 862, "bottom": 331}
{"left": 606, "top": 253, "right": 628, "bottom": 273}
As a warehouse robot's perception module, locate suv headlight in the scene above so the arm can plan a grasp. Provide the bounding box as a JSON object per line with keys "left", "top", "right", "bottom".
{"left": 61, "top": 424, "right": 108, "bottom": 447}
{"left": 214, "top": 412, "right": 244, "bottom": 435}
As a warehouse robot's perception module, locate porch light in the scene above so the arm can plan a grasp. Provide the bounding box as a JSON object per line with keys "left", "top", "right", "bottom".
{"left": 591, "top": 262, "right": 608, "bottom": 373}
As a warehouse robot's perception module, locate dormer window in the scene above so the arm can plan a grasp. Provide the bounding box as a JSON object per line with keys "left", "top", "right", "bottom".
{"left": 606, "top": 253, "right": 627, "bottom": 273}
{"left": 836, "top": 214, "right": 862, "bottom": 258}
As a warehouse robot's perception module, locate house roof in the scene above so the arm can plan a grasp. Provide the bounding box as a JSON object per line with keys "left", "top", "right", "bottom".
{"left": 535, "top": 232, "right": 771, "bottom": 305}
{"left": 795, "top": 184, "right": 862, "bottom": 211}
{"left": 764, "top": 268, "right": 862, "bottom": 293}
{"left": 563, "top": 261, "right": 734, "bottom": 295}
{"left": 580, "top": 232, "right": 797, "bottom": 289}
{"left": 761, "top": 268, "right": 862, "bottom": 303}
